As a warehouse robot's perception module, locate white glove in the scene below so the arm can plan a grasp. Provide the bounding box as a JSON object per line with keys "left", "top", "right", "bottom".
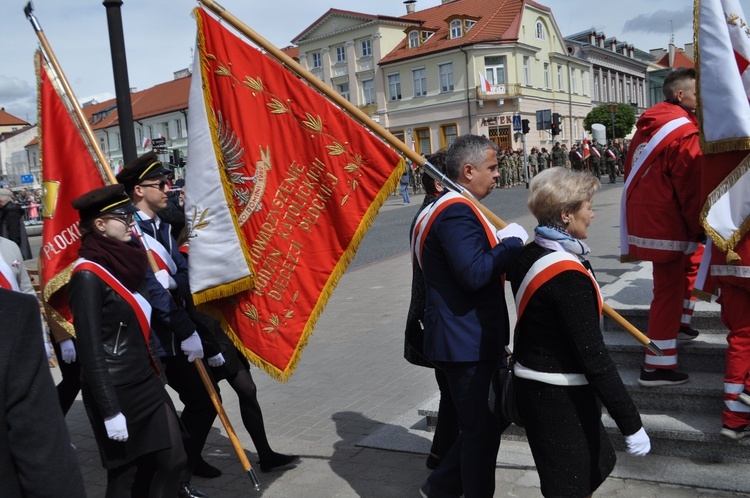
{"left": 154, "top": 269, "right": 177, "bottom": 290}
{"left": 207, "top": 353, "right": 226, "bottom": 367}
{"left": 496, "top": 223, "right": 529, "bottom": 244}
{"left": 180, "top": 331, "right": 204, "bottom": 362}
{"left": 59, "top": 338, "right": 77, "bottom": 364}
{"left": 104, "top": 413, "right": 129, "bottom": 442}
{"left": 625, "top": 427, "right": 650, "bottom": 456}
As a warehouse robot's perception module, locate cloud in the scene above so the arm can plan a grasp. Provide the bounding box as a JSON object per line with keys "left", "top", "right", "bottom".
{"left": 0, "top": 76, "right": 35, "bottom": 121}
{"left": 623, "top": 10, "right": 693, "bottom": 34}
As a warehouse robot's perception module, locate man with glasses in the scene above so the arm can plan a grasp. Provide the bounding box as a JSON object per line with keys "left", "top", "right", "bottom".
{"left": 117, "top": 151, "right": 219, "bottom": 498}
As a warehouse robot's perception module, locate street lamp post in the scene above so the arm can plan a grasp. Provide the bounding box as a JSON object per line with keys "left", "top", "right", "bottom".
{"left": 607, "top": 103, "right": 618, "bottom": 144}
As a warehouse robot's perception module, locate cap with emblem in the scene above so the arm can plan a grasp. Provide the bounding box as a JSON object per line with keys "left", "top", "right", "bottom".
{"left": 115, "top": 151, "right": 170, "bottom": 191}
{"left": 71, "top": 184, "right": 136, "bottom": 222}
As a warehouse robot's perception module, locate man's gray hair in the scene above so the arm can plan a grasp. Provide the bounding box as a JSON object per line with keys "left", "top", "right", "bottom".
{"left": 445, "top": 135, "right": 497, "bottom": 181}
{"left": 0, "top": 188, "right": 12, "bottom": 202}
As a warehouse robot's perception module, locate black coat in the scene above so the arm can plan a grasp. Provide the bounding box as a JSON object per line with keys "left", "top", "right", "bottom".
{"left": 69, "top": 269, "right": 159, "bottom": 419}
{"left": 0, "top": 289, "right": 86, "bottom": 497}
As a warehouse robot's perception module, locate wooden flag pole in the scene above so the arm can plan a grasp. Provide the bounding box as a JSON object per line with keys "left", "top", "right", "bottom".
{"left": 196, "top": 0, "right": 662, "bottom": 357}
{"left": 25, "top": 3, "right": 116, "bottom": 185}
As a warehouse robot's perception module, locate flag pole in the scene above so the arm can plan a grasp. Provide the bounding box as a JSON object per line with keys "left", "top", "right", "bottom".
{"left": 24, "top": 2, "right": 116, "bottom": 185}
{"left": 196, "top": 0, "right": 661, "bottom": 357}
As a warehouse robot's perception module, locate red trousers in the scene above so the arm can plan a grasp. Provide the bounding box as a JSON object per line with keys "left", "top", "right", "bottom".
{"left": 644, "top": 250, "right": 701, "bottom": 369}
{"left": 718, "top": 285, "right": 750, "bottom": 427}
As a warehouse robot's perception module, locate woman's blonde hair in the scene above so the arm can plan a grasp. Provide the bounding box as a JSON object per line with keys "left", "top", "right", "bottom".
{"left": 527, "top": 168, "right": 600, "bottom": 227}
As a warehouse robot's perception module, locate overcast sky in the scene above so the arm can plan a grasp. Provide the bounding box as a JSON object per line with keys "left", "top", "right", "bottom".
{"left": 2, "top": 0, "right": 746, "bottom": 124}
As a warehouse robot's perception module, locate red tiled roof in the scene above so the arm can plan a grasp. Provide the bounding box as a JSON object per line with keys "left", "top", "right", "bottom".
{"left": 655, "top": 49, "right": 695, "bottom": 69}
{"left": 291, "top": 8, "right": 419, "bottom": 44}
{"left": 83, "top": 76, "right": 191, "bottom": 130}
{"left": 380, "top": 0, "right": 535, "bottom": 64}
{"left": 281, "top": 45, "right": 300, "bottom": 60}
{"left": 0, "top": 108, "right": 30, "bottom": 127}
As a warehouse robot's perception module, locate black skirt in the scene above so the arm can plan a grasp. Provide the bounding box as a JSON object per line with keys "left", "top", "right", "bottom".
{"left": 516, "top": 377, "right": 616, "bottom": 498}
{"left": 82, "top": 373, "right": 179, "bottom": 469}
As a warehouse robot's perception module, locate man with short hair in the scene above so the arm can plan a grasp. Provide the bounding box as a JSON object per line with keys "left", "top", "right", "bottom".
{"left": 622, "top": 67, "right": 703, "bottom": 388}
{"left": 415, "top": 134, "right": 527, "bottom": 498}
{"left": 551, "top": 141, "right": 565, "bottom": 167}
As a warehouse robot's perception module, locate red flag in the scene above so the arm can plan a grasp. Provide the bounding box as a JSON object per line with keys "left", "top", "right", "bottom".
{"left": 582, "top": 134, "right": 590, "bottom": 159}
{"left": 185, "top": 8, "right": 405, "bottom": 381}
{"left": 37, "top": 51, "right": 107, "bottom": 333}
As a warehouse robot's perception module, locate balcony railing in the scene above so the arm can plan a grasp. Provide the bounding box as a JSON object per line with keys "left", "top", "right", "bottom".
{"left": 356, "top": 59, "right": 374, "bottom": 72}
{"left": 477, "top": 83, "right": 522, "bottom": 100}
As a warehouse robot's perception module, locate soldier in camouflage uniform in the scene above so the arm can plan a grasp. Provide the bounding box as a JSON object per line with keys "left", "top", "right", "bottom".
{"left": 540, "top": 147, "right": 550, "bottom": 170}
{"left": 496, "top": 148, "right": 508, "bottom": 188}
{"left": 528, "top": 147, "right": 538, "bottom": 177}
{"left": 606, "top": 139, "right": 621, "bottom": 184}
{"left": 551, "top": 142, "right": 565, "bottom": 167}
{"left": 589, "top": 139, "right": 603, "bottom": 178}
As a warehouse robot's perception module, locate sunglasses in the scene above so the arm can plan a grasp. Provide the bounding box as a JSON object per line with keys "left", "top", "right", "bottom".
{"left": 105, "top": 213, "right": 135, "bottom": 225}
{"left": 139, "top": 180, "right": 170, "bottom": 191}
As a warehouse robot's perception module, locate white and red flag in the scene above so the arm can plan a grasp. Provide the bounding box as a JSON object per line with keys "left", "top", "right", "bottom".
{"left": 697, "top": 0, "right": 750, "bottom": 264}
{"left": 582, "top": 130, "right": 590, "bottom": 159}
{"left": 478, "top": 71, "right": 492, "bottom": 92}
{"left": 185, "top": 7, "right": 404, "bottom": 381}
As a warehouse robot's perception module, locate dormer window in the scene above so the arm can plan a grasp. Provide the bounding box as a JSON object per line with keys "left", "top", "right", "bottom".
{"left": 450, "top": 19, "right": 462, "bottom": 39}
{"left": 409, "top": 30, "right": 420, "bottom": 48}
{"left": 465, "top": 20, "right": 476, "bottom": 32}
{"left": 421, "top": 30, "right": 434, "bottom": 43}
{"left": 535, "top": 20, "right": 546, "bottom": 40}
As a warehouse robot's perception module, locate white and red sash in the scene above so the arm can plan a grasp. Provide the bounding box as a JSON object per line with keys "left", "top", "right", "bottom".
{"left": 0, "top": 257, "right": 19, "bottom": 292}
{"left": 72, "top": 259, "right": 159, "bottom": 373}
{"left": 606, "top": 148, "right": 617, "bottom": 160}
{"left": 619, "top": 117, "right": 694, "bottom": 258}
{"left": 515, "top": 251, "right": 602, "bottom": 320}
{"left": 574, "top": 150, "right": 583, "bottom": 160}
{"left": 591, "top": 147, "right": 601, "bottom": 158}
{"left": 411, "top": 191, "right": 498, "bottom": 269}
{"left": 140, "top": 232, "right": 177, "bottom": 275}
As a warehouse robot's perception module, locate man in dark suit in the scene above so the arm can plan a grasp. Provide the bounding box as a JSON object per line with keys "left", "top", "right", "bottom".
{"left": 414, "top": 135, "right": 527, "bottom": 498}
{"left": 0, "top": 288, "right": 86, "bottom": 497}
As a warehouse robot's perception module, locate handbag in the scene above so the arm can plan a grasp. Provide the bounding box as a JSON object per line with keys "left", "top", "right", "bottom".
{"left": 489, "top": 346, "right": 523, "bottom": 427}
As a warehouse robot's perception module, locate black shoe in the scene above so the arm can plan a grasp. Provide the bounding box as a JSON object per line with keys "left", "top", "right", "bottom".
{"left": 637, "top": 368, "right": 689, "bottom": 387}
{"left": 178, "top": 482, "right": 208, "bottom": 498}
{"left": 193, "top": 457, "right": 222, "bottom": 478}
{"left": 677, "top": 326, "right": 700, "bottom": 340}
{"left": 258, "top": 453, "right": 300, "bottom": 472}
{"left": 720, "top": 424, "right": 750, "bottom": 440}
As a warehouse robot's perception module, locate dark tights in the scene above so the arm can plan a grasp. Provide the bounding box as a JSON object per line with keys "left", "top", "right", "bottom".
{"left": 225, "top": 367, "right": 273, "bottom": 459}
{"left": 105, "top": 405, "right": 186, "bottom": 498}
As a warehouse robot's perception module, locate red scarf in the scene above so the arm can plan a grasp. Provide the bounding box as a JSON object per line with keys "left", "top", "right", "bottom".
{"left": 78, "top": 232, "right": 148, "bottom": 292}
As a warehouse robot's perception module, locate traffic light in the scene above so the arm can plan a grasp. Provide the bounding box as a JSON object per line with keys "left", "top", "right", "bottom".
{"left": 521, "top": 119, "right": 530, "bottom": 134}
{"left": 551, "top": 113, "right": 561, "bottom": 136}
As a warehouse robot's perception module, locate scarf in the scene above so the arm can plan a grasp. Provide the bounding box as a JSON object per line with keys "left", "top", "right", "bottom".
{"left": 79, "top": 231, "right": 148, "bottom": 292}
{"left": 534, "top": 225, "right": 591, "bottom": 258}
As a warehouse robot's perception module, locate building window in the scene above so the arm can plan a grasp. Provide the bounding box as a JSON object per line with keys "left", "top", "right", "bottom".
{"left": 523, "top": 56, "right": 530, "bottom": 86}
{"left": 147, "top": 125, "right": 153, "bottom": 140}
{"left": 338, "top": 82, "right": 350, "bottom": 101}
{"left": 450, "top": 19, "right": 462, "bottom": 39}
{"left": 311, "top": 52, "right": 322, "bottom": 69}
{"left": 388, "top": 73, "right": 402, "bottom": 101}
{"left": 415, "top": 127, "right": 431, "bottom": 154}
{"left": 362, "top": 79, "right": 375, "bottom": 105}
{"left": 161, "top": 122, "right": 170, "bottom": 140}
{"left": 465, "top": 20, "right": 476, "bottom": 32}
{"left": 441, "top": 124, "right": 458, "bottom": 149}
{"left": 594, "top": 74, "right": 600, "bottom": 100}
{"left": 535, "top": 20, "right": 546, "bottom": 40}
{"left": 361, "top": 39, "right": 371, "bottom": 57}
{"left": 335, "top": 46, "right": 346, "bottom": 63}
{"left": 176, "top": 119, "right": 183, "bottom": 138}
{"left": 413, "top": 68, "right": 427, "bottom": 97}
{"left": 581, "top": 74, "right": 587, "bottom": 96}
{"left": 392, "top": 130, "right": 405, "bottom": 145}
{"left": 484, "top": 56, "right": 506, "bottom": 85}
{"left": 439, "top": 63, "right": 454, "bottom": 92}
{"left": 409, "top": 30, "right": 420, "bottom": 49}
{"left": 557, "top": 65, "right": 564, "bottom": 91}
{"left": 571, "top": 68, "right": 577, "bottom": 94}
{"left": 421, "top": 31, "right": 434, "bottom": 43}
{"left": 543, "top": 62, "right": 550, "bottom": 89}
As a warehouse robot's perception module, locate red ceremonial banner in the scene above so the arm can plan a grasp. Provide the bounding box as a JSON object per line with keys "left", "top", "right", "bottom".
{"left": 189, "top": 8, "right": 404, "bottom": 381}
{"left": 37, "top": 51, "right": 107, "bottom": 333}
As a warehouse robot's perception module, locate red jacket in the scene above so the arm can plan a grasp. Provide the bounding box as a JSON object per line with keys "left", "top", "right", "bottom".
{"left": 623, "top": 102, "right": 703, "bottom": 263}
